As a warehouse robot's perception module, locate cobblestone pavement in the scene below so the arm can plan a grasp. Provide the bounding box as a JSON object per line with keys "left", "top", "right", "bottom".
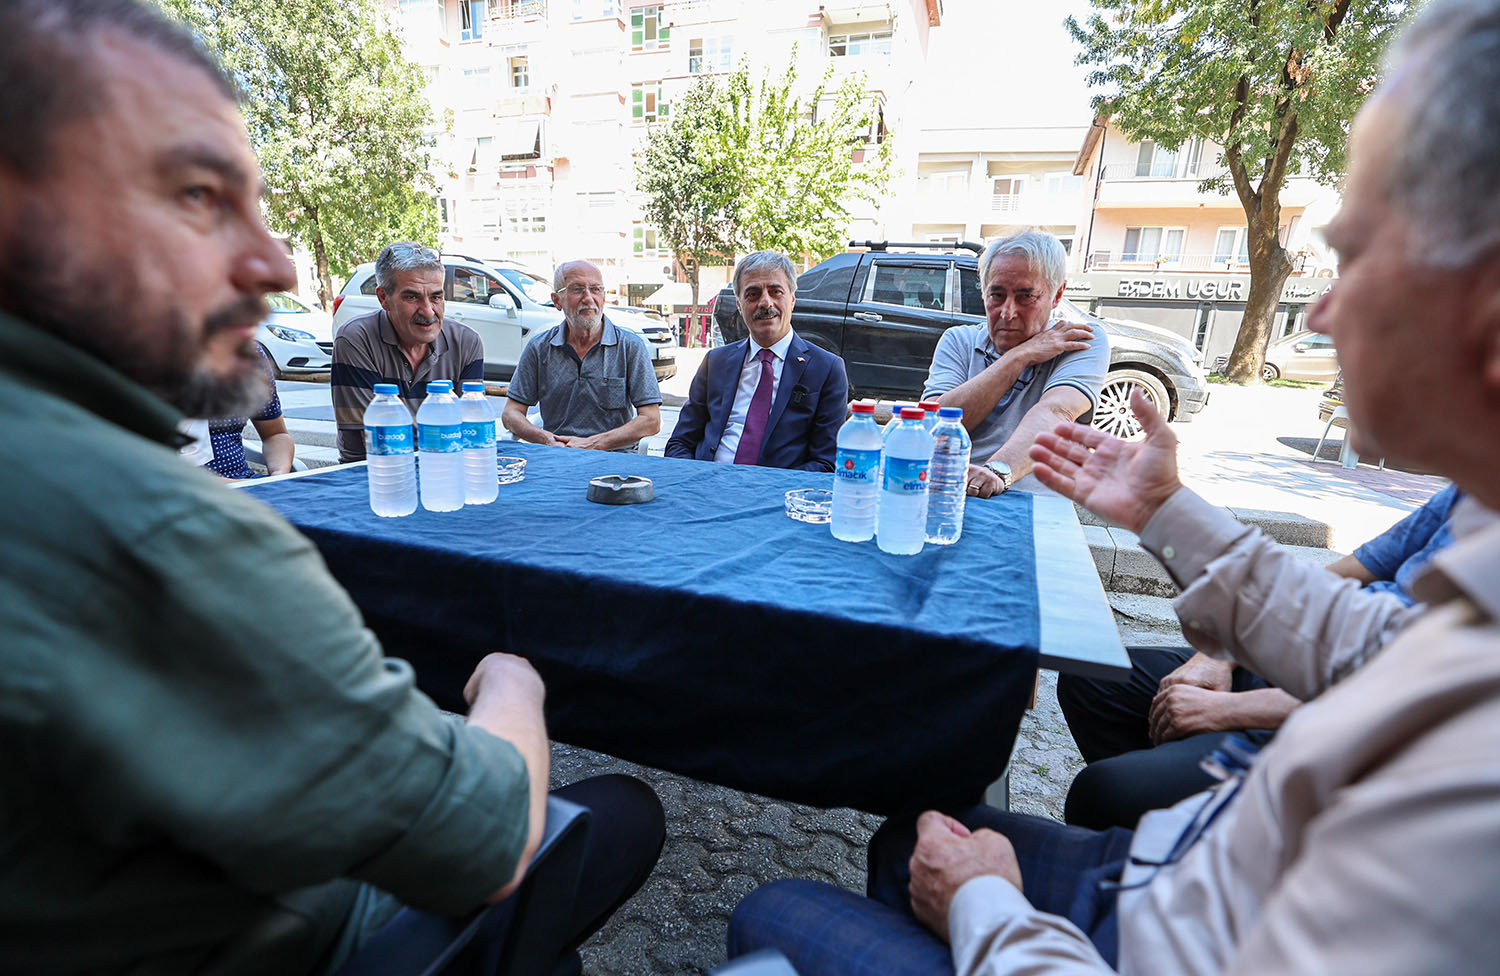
{"left": 553, "top": 594, "right": 1179, "bottom": 975}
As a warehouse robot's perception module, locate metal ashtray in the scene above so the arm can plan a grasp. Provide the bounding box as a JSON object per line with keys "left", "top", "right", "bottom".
{"left": 784, "top": 487, "right": 833, "bottom": 523}
{"left": 587, "top": 474, "right": 655, "bottom": 505}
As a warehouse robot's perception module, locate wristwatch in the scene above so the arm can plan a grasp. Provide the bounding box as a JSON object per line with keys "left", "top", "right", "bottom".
{"left": 984, "top": 460, "right": 1012, "bottom": 493}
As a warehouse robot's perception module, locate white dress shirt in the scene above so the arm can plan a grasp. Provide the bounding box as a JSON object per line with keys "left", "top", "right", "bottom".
{"left": 713, "top": 329, "right": 796, "bottom": 463}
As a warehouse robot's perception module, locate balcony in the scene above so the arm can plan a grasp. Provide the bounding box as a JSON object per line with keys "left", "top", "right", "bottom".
{"left": 1086, "top": 250, "right": 1254, "bottom": 273}
{"left": 491, "top": 0, "right": 547, "bottom": 22}
{"left": 1094, "top": 164, "right": 1324, "bottom": 210}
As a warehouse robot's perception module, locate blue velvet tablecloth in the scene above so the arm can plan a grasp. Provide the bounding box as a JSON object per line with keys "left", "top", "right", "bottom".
{"left": 248, "top": 443, "right": 1039, "bottom": 814}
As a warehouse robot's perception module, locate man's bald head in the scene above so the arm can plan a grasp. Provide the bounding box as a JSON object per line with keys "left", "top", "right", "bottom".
{"left": 0, "top": 0, "right": 233, "bottom": 181}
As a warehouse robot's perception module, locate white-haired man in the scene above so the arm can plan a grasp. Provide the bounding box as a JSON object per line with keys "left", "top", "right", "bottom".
{"left": 728, "top": 1, "right": 1500, "bottom": 971}
{"left": 923, "top": 230, "right": 1105, "bottom": 498}
{"left": 502, "top": 259, "right": 662, "bottom": 452}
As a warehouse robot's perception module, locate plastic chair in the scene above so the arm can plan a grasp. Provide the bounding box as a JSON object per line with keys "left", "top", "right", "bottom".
{"left": 708, "top": 949, "right": 801, "bottom": 975}
{"left": 333, "top": 795, "right": 591, "bottom": 976}
{"left": 1313, "top": 407, "right": 1384, "bottom": 470}
{"left": 244, "top": 445, "right": 309, "bottom": 473}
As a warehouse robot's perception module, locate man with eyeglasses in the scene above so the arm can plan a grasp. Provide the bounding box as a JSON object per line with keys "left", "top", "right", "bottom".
{"left": 922, "top": 230, "right": 1105, "bottom": 498}
{"left": 502, "top": 260, "right": 662, "bottom": 452}
{"left": 332, "top": 241, "right": 485, "bottom": 463}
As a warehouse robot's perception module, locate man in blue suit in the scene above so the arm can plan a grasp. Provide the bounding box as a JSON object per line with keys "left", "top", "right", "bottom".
{"left": 665, "top": 250, "right": 849, "bottom": 471}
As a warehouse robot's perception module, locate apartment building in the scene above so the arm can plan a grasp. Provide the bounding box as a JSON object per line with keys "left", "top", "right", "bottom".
{"left": 1066, "top": 117, "right": 1342, "bottom": 363}
{"left": 386, "top": 0, "right": 942, "bottom": 305}
{"left": 895, "top": 122, "right": 1092, "bottom": 262}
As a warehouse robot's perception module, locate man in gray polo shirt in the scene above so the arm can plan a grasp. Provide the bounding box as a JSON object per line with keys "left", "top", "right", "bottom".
{"left": 923, "top": 230, "right": 1107, "bottom": 498}
{"left": 502, "top": 260, "right": 662, "bottom": 452}
{"left": 332, "top": 243, "right": 485, "bottom": 463}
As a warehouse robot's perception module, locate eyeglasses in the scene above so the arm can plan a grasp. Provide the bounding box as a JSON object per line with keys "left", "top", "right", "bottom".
{"left": 985, "top": 288, "right": 1043, "bottom": 308}
{"left": 563, "top": 284, "right": 606, "bottom": 298}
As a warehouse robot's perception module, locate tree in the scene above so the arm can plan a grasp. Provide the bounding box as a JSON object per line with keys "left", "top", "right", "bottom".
{"left": 635, "top": 78, "right": 740, "bottom": 343}
{"left": 155, "top": 0, "right": 439, "bottom": 309}
{"left": 635, "top": 59, "right": 894, "bottom": 332}
{"left": 1068, "top": 1, "right": 1413, "bottom": 383}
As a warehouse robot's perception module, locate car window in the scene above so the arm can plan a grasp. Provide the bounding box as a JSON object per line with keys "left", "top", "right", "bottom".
{"left": 957, "top": 268, "right": 985, "bottom": 318}
{"left": 266, "top": 293, "right": 308, "bottom": 313}
{"left": 450, "top": 266, "right": 503, "bottom": 305}
{"left": 496, "top": 267, "right": 553, "bottom": 306}
{"left": 865, "top": 263, "right": 949, "bottom": 312}
{"left": 1300, "top": 333, "right": 1334, "bottom": 349}
{"left": 359, "top": 275, "right": 379, "bottom": 296}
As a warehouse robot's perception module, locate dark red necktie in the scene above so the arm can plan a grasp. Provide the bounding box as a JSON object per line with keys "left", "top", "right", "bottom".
{"left": 733, "top": 348, "right": 775, "bottom": 465}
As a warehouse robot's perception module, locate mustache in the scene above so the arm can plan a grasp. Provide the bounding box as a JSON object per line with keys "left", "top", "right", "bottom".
{"left": 753, "top": 306, "right": 780, "bottom": 320}
{"left": 204, "top": 294, "right": 271, "bottom": 337}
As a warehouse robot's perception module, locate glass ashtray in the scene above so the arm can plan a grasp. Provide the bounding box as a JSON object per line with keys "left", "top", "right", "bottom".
{"left": 496, "top": 456, "right": 527, "bottom": 485}
{"left": 785, "top": 488, "right": 833, "bottom": 524}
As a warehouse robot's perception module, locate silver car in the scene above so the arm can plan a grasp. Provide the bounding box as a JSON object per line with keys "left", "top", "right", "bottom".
{"left": 257, "top": 292, "right": 333, "bottom": 377}
{"left": 331, "top": 255, "right": 677, "bottom": 383}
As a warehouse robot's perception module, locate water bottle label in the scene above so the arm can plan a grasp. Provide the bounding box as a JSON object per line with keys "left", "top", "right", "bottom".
{"left": 835, "top": 448, "right": 880, "bottom": 483}
{"left": 366, "top": 424, "right": 414, "bottom": 456}
{"left": 461, "top": 420, "right": 496, "bottom": 449}
{"left": 883, "top": 457, "right": 930, "bottom": 494}
{"left": 417, "top": 423, "right": 464, "bottom": 453}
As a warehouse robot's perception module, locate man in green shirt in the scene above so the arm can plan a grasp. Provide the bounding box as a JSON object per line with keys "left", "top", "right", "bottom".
{"left": 0, "top": 2, "right": 663, "bottom": 973}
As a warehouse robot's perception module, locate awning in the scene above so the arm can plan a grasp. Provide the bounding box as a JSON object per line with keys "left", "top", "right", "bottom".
{"left": 498, "top": 120, "right": 541, "bottom": 160}
{"left": 643, "top": 282, "right": 694, "bottom": 306}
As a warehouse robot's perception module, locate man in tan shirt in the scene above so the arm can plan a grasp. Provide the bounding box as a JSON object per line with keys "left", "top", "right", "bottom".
{"left": 726, "top": 1, "right": 1500, "bottom": 971}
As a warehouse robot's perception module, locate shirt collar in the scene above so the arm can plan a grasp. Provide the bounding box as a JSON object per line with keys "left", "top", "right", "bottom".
{"left": 970, "top": 324, "right": 1000, "bottom": 362}
{"left": 747, "top": 328, "right": 796, "bottom": 364}
{"left": 1410, "top": 497, "right": 1500, "bottom": 620}
{"left": 0, "top": 307, "right": 187, "bottom": 448}
{"left": 551, "top": 317, "right": 618, "bottom": 347}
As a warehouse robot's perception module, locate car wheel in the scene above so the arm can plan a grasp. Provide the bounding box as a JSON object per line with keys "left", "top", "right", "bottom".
{"left": 256, "top": 342, "right": 291, "bottom": 381}
{"left": 1094, "top": 368, "right": 1171, "bottom": 440}
{"left": 1262, "top": 362, "right": 1281, "bottom": 381}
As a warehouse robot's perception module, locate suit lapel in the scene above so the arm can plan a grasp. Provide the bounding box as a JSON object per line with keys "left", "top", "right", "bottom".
{"left": 764, "top": 335, "right": 810, "bottom": 445}
{"left": 709, "top": 340, "right": 748, "bottom": 445}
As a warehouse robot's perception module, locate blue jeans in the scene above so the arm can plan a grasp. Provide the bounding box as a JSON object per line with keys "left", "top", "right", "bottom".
{"left": 728, "top": 806, "right": 1133, "bottom": 976}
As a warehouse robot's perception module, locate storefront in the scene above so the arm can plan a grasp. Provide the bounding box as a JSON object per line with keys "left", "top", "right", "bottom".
{"left": 1064, "top": 272, "right": 1336, "bottom": 366}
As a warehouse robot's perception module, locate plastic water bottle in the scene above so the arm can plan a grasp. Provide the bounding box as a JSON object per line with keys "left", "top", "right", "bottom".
{"left": 877, "top": 407, "right": 934, "bottom": 555}
{"left": 459, "top": 381, "right": 498, "bottom": 505}
{"left": 831, "top": 403, "right": 882, "bottom": 542}
{"left": 363, "top": 383, "right": 417, "bottom": 517}
{"left": 874, "top": 404, "right": 912, "bottom": 535}
{"left": 925, "top": 407, "right": 971, "bottom": 546}
{"left": 416, "top": 380, "right": 464, "bottom": 512}
{"left": 919, "top": 400, "right": 942, "bottom": 433}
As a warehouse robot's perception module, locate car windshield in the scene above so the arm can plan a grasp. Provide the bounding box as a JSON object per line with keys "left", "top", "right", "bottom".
{"left": 495, "top": 268, "right": 555, "bottom": 306}
{"left": 268, "top": 293, "right": 311, "bottom": 313}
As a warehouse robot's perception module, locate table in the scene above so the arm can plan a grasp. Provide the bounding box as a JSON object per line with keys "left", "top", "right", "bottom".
{"left": 244, "top": 444, "right": 1126, "bottom": 814}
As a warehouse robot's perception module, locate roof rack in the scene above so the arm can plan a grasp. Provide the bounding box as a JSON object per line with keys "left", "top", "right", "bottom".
{"left": 849, "top": 240, "right": 985, "bottom": 255}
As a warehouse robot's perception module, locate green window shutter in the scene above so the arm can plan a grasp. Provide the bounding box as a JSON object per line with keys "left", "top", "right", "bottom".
{"left": 659, "top": 25, "right": 670, "bottom": 42}
{"left": 632, "top": 87, "right": 643, "bottom": 119}
{"left": 631, "top": 11, "right": 643, "bottom": 46}
{"left": 659, "top": 98, "right": 669, "bottom": 118}
{"left": 633, "top": 227, "right": 644, "bottom": 254}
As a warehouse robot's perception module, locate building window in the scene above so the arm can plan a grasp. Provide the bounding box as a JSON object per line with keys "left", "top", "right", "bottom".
{"left": 1214, "top": 227, "right": 1250, "bottom": 266}
{"left": 1134, "top": 138, "right": 1203, "bottom": 178}
{"left": 1122, "top": 226, "right": 1185, "bottom": 263}
{"left": 582, "top": 191, "right": 617, "bottom": 210}
{"left": 572, "top": 0, "right": 615, "bottom": 19}
{"left": 1044, "top": 171, "right": 1083, "bottom": 196}
{"left": 460, "top": 0, "right": 484, "bottom": 40}
{"left": 462, "top": 66, "right": 493, "bottom": 93}
{"left": 509, "top": 213, "right": 546, "bottom": 234}
{"left": 510, "top": 56, "right": 530, "bottom": 89}
{"left": 438, "top": 197, "right": 452, "bottom": 233}
{"left": 829, "top": 30, "right": 892, "bottom": 57}
{"left": 631, "top": 5, "right": 669, "bottom": 51}
{"left": 689, "top": 36, "right": 731, "bottom": 74}
{"left": 468, "top": 135, "right": 494, "bottom": 173}
{"left": 1193, "top": 304, "right": 1212, "bottom": 350}
{"left": 1055, "top": 235, "right": 1075, "bottom": 256}
{"left": 991, "top": 176, "right": 1026, "bottom": 213}
{"left": 633, "top": 224, "right": 668, "bottom": 257}
{"left": 921, "top": 170, "right": 968, "bottom": 194}
{"left": 631, "top": 83, "right": 667, "bottom": 122}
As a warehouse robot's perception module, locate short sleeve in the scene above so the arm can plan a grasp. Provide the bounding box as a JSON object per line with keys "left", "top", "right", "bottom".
{"left": 1354, "top": 484, "right": 1460, "bottom": 581}
{"left": 1041, "top": 326, "right": 1110, "bottom": 409}
{"left": 625, "top": 334, "right": 663, "bottom": 406}
{"left": 332, "top": 328, "right": 383, "bottom": 462}
{"left": 252, "top": 347, "right": 283, "bottom": 422}
{"left": 507, "top": 336, "right": 543, "bottom": 406}
{"left": 922, "top": 327, "right": 975, "bottom": 399}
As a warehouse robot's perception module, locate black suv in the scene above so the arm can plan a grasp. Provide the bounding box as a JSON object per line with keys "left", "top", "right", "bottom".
{"left": 710, "top": 242, "right": 1210, "bottom": 438}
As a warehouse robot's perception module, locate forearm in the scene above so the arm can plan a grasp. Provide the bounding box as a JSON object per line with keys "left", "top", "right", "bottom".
{"left": 986, "top": 398, "right": 1089, "bottom": 482}
{"left": 502, "top": 402, "right": 553, "bottom": 445}
{"left": 587, "top": 406, "right": 661, "bottom": 452}
{"left": 1224, "top": 687, "right": 1301, "bottom": 730}
{"left": 467, "top": 693, "right": 549, "bottom": 901}
{"left": 259, "top": 432, "right": 295, "bottom": 475}
{"left": 1326, "top": 552, "right": 1379, "bottom": 584}
{"left": 937, "top": 351, "right": 1033, "bottom": 435}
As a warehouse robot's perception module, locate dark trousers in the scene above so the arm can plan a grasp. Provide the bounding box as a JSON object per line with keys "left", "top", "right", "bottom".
{"left": 727, "top": 806, "right": 1133, "bottom": 975}
{"left": 328, "top": 773, "right": 664, "bottom": 976}
{"left": 1057, "top": 645, "right": 1275, "bottom": 830}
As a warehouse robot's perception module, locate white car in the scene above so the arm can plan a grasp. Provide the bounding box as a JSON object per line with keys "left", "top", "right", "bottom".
{"left": 257, "top": 292, "right": 334, "bottom": 377}
{"left": 331, "top": 255, "right": 678, "bottom": 383}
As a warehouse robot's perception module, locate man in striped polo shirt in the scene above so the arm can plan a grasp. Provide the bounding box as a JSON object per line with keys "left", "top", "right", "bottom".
{"left": 331, "top": 242, "right": 484, "bottom": 463}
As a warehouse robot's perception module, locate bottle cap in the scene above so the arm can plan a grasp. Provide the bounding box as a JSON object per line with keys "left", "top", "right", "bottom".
{"left": 373, "top": 383, "right": 399, "bottom": 396}
{"left": 900, "top": 407, "right": 926, "bottom": 420}
{"left": 938, "top": 407, "right": 963, "bottom": 420}
{"left": 919, "top": 400, "right": 941, "bottom": 412}
{"left": 461, "top": 381, "right": 485, "bottom": 392}
{"left": 850, "top": 403, "right": 875, "bottom": 414}
{"left": 892, "top": 403, "right": 912, "bottom": 414}
{"left": 426, "top": 380, "right": 452, "bottom": 394}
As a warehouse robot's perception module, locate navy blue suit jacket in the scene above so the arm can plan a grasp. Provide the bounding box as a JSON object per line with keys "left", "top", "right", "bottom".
{"left": 665, "top": 334, "right": 849, "bottom": 472}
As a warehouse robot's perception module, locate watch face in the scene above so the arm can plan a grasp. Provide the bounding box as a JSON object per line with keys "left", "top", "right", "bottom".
{"left": 987, "top": 461, "right": 1011, "bottom": 479}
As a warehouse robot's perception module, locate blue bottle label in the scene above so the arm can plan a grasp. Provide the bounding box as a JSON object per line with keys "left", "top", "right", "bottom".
{"left": 835, "top": 448, "right": 880, "bottom": 483}
{"left": 461, "top": 420, "right": 496, "bottom": 448}
{"left": 366, "top": 424, "right": 414, "bottom": 456}
{"left": 417, "top": 423, "right": 464, "bottom": 453}
{"left": 883, "top": 457, "right": 930, "bottom": 494}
